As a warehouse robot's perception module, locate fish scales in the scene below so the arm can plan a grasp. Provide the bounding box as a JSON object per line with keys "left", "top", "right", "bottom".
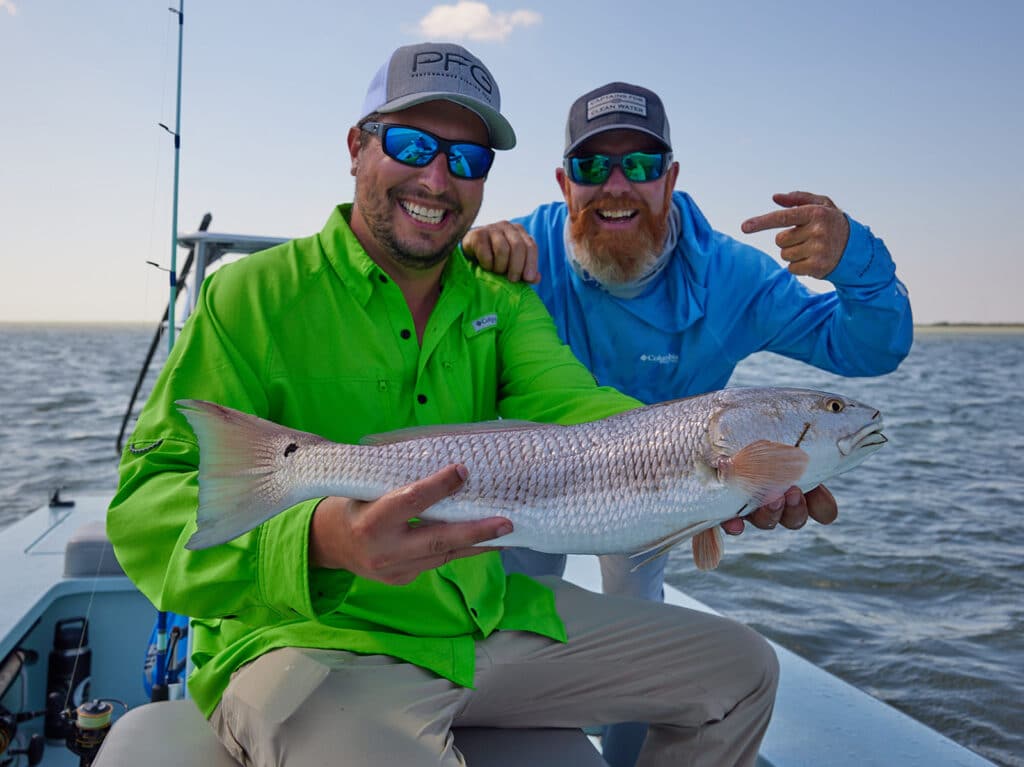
{"left": 178, "top": 387, "right": 887, "bottom": 567}
{"left": 361, "top": 410, "right": 699, "bottom": 551}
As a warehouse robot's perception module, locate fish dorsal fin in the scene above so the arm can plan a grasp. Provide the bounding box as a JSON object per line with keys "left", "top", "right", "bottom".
{"left": 718, "top": 440, "right": 809, "bottom": 506}
{"left": 360, "top": 419, "right": 554, "bottom": 446}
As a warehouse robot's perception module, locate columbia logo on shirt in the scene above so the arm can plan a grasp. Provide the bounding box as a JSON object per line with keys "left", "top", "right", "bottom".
{"left": 640, "top": 353, "right": 679, "bottom": 365}
{"left": 472, "top": 313, "right": 498, "bottom": 332}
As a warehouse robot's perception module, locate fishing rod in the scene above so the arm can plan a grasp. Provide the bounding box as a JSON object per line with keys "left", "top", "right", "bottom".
{"left": 149, "top": 0, "right": 186, "bottom": 705}
{"left": 115, "top": 211, "right": 210, "bottom": 454}
{"left": 165, "top": 0, "right": 185, "bottom": 353}
{"left": 115, "top": 0, "right": 202, "bottom": 454}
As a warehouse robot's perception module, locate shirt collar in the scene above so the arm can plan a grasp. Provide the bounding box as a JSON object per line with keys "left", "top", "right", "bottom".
{"left": 318, "top": 204, "right": 471, "bottom": 304}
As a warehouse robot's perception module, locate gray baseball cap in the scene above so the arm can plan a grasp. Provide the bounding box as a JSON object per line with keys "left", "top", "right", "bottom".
{"left": 360, "top": 42, "right": 516, "bottom": 150}
{"left": 564, "top": 82, "right": 671, "bottom": 156}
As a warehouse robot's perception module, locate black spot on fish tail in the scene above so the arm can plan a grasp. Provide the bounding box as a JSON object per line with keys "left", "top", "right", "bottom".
{"left": 284, "top": 443, "right": 298, "bottom": 457}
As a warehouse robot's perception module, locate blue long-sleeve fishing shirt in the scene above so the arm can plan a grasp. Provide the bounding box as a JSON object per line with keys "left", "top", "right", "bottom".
{"left": 515, "top": 191, "right": 913, "bottom": 403}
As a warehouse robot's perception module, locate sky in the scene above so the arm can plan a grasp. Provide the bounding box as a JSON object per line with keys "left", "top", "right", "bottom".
{"left": 1, "top": 0, "right": 1021, "bottom": 325}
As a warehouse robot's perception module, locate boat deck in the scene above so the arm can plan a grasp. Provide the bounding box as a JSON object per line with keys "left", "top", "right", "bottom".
{"left": 1, "top": 494, "right": 996, "bottom": 766}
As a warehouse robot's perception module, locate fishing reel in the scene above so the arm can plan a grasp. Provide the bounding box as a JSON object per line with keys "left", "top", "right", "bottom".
{"left": 56, "top": 699, "right": 127, "bottom": 767}
{"left": 0, "top": 648, "right": 44, "bottom": 766}
{"left": 0, "top": 704, "right": 45, "bottom": 767}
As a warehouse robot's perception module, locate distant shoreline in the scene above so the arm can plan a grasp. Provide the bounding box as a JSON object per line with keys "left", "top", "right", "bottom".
{"left": 915, "top": 323, "right": 1024, "bottom": 334}
{"left": 2, "top": 321, "right": 1024, "bottom": 333}
{"left": 0, "top": 320, "right": 153, "bottom": 329}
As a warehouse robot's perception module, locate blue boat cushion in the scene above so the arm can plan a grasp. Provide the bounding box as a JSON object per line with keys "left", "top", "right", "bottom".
{"left": 64, "top": 521, "right": 125, "bottom": 577}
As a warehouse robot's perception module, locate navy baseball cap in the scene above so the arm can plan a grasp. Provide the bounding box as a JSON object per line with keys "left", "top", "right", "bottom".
{"left": 361, "top": 42, "right": 516, "bottom": 150}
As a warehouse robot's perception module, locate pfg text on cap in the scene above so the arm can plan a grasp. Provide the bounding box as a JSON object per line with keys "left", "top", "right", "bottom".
{"left": 361, "top": 42, "right": 516, "bottom": 150}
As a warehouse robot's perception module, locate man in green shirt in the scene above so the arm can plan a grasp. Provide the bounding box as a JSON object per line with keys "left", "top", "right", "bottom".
{"left": 108, "top": 43, "right": 779, "bottom": 767}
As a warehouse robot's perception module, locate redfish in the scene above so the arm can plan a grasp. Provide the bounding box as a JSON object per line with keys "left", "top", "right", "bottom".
{"left": 178, "top": 387, "right": 886, "bottom": 569}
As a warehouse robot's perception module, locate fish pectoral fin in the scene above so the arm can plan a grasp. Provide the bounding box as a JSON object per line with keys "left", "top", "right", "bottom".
{"left": 718, "top": 440, "right": 809, "bottom": 506}
{"left": 628, "top": 520, "right": 717, "bottom": 572}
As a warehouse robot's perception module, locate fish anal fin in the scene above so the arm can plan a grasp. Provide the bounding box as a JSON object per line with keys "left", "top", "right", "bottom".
{"left": 692, "top": 527, "right": 724, "bottom": 570}
{"left": 719, "top": 440, "right": 809, "bottom": 506}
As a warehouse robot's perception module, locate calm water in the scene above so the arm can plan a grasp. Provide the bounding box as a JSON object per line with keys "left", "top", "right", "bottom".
{"left": 1, "top": 323, "right": 1021, "bottom": 766}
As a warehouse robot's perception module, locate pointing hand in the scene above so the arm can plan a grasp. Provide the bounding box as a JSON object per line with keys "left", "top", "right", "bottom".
{"left": 741, "top": 191, "right": 850, "bottom": 279}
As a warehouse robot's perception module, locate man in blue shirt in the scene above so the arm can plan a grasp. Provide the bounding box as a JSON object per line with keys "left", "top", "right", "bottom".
{"left": 463, "top": 81, "right": 913, "bottom": 767}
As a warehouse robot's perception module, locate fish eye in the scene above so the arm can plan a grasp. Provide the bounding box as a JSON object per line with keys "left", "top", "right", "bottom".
{"left": 824, "top": 398, "right": 845, "bottom": 413}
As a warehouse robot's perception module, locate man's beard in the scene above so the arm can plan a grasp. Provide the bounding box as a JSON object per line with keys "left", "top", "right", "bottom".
{"left": 356, "top": 179, "right": 469, "bottom": 271}
{"left": 567, "top": 192, "right": 670, "bottom": 286}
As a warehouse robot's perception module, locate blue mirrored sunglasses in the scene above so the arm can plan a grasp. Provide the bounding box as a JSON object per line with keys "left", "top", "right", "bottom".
{"left": 361, "top": 122, "right": 495, "bottom": 180}
{"left": 564, "top": 151, "right": 672, "bottom": 185}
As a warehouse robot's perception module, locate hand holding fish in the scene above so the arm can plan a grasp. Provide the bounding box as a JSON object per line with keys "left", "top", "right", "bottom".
{"left": 309, "top": 464, "right": 513, "bottom": 586}
{"left": 741, "top": 192, "right": 850, "bottom": 279}
{"left": 722, "top": 484, "right": 838, "bottom": 535}
{"left": 463, "top": 221, "right": 541, "bottom": 284}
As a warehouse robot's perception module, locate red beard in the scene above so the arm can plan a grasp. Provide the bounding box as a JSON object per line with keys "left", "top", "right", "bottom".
{"left": 567, "top": 192, "right": 670, "bottom": 285}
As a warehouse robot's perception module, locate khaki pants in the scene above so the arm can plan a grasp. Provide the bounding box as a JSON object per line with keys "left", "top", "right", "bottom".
{"left": 210, "top": 576, "right": 778, "bottom": 767}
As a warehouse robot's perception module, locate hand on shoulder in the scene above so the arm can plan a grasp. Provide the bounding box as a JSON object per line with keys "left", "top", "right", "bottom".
{"left": 463, "top": 222, "right": 541, "bottom": 284}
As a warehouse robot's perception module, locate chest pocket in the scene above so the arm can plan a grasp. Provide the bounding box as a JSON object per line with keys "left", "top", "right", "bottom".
{"left": 279, "top": 372, "right": 399, "bottom": 443}
{"left": 419, "top": 314, "right": 500, "bottom": 423}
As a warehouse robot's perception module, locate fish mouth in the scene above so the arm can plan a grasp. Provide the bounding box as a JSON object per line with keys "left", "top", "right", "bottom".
{"left": 838, "top": 414, "right": 887, "bottom": 456}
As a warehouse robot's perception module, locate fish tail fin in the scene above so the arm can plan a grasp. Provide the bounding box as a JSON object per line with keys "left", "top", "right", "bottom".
{"left": 692, "top": 527, "right": 724, "bottom": 571}
{"left": 177, "top": 400, "right": 310, "bottom": 550}
{"left": 719, "top": 440, "right": 809, "bottom": 506}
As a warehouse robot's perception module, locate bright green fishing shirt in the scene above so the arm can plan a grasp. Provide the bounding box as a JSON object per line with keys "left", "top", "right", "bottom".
{"left": 108, "top": 205, "right": 640, "bottom": 717}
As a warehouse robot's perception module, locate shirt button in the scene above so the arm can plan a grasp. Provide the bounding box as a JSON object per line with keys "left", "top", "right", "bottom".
{"left": 400, "top": 329, "right": 411, "bottom": 340}
{"left": 417, "top": 394, "right": 428, "bottom": 404}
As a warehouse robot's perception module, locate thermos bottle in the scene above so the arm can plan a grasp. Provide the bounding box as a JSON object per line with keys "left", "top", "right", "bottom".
{"left": 44, "top": 617, "right": 91, "bottom": 741}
